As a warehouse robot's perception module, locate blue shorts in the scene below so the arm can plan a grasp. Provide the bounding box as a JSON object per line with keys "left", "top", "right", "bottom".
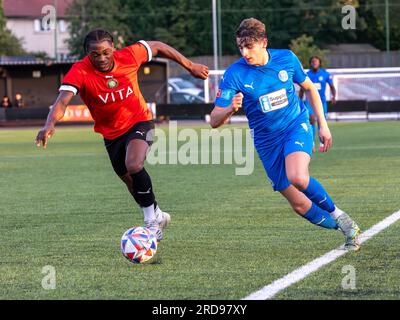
{"left": 305, "top": 100, "right": 328, "bottom": 116}
{"left": 255, "top": 120, "right": 313, "bottom": 192}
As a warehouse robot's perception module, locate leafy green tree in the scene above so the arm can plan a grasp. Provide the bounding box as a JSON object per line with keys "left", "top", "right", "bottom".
{"left": 357, "top": 0, "right": 400, "bottom": 50}
{"left": 0, "top": 0, "right": 26, "bottom": 56}
{"left": 219, "top": 0, "right": 369, "bottom": 54}
{"left": 122, "top": 0, "right": 212, "bottom": 56}
{"left": 67, "top": 0, "right": 213, "bottom": 57}
{"left": 289, "top": 34, "right": 328, "bottom": 66}
{"left": 65, "top": 0, "right": 400, "bottom": 57}
{"left": 66, "top": 0, "right": 132, "bottom": 58}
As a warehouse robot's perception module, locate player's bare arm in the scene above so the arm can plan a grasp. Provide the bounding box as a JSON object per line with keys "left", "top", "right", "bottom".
{"left": 146, "top": 41, "right": 209, "bottom": 80}
{"left": 35, "top": 90, "right": 74, "bottom": 148}
{"left": 299, "top": 77, "right": 332, "bottom": 152}
{"left": 329, "top": 82, "right": 337, "bottom": 105}
{"left": 210, "top": 92, "right": 243, "bottom": 128}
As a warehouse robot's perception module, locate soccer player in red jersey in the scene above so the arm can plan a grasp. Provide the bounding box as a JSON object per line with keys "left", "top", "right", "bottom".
{"left": 35, "top": 29, "right": 209, "bottom": 241}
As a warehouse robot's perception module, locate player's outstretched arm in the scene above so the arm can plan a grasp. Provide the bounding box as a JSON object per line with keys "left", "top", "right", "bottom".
{"left": 210, "top": 92, "right": 243, "bottom": 128}
{"left": 35, "top": 90, "right": 74, "bottom": 149}
{"left": 146, "top": 41, "right": 209, "bottom": 80}
{"left": 299, "top": 78, "right": 332, "bottom": 152}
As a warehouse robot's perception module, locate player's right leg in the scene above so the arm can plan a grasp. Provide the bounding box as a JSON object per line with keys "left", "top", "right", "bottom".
{"left": 256, "top": 129, "right": 360, "bottom": 250}
{"left": 119, "top": 172, "right": 170, "bottom": 241}
{"left": 285, "top": 152, "right": 361, "bottom": 250}
{"left": 283, "top": 126, "right": 361, "bottom": 251}
{"left": 124, "top": 138, "right": 171, "bottom": 241}
{"left": 257, "top": 145, "right": 338, "bottom": 230}
{"left": 104, "top": 121, "right": 170, "bottom": 241}
{"left": 280, "top": 184, "right": 339, "bottom": 230}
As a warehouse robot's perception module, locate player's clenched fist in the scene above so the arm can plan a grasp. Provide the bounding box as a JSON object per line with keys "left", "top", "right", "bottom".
{"left": 231, "top": 92, "right": 243, "bottom": 112}
{"left": 35, "top": 126, "right": 55, "bottom": 149}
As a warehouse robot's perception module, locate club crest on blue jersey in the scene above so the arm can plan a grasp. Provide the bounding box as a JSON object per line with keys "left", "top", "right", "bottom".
{"left": 278, "top": 70, "right": 289, "bottom": 82}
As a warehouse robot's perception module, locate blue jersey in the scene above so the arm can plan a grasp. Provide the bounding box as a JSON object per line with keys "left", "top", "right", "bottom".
{"left": 306, "top": 68, "right": 333, "bottom": 103}
{"left": 215, "top": 49, "right": 308, "bottom": 146}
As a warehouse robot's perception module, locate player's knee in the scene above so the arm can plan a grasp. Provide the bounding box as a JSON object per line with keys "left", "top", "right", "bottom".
{"left": 291, "top": 202, "right": 309, "bottom": 215}
{"left": 126, "top": 160, "right": 144, "bottom": 174}
{"left": 288, "top": 174, "right": 309, "bottom": 191}
{"left": 120, "top": 173, "right": 133, "bottom": 189}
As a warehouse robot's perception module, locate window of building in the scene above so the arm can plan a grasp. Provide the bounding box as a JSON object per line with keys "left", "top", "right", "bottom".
{"left": 59, "top": 20, "right": 67, "bottom": 33}
{"left": 34, "top": 19, "right": 52, "bottom": 33}
{"left": 34, "top": 19, "right": 68, "bottom": 33}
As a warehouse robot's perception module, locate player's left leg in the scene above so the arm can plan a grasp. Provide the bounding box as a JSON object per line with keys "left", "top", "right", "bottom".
{"left": 125, "top": 138, "right": 170, "bottom": 241}
{"left": 285, "top": 151, "right": 361, "bottom": 250}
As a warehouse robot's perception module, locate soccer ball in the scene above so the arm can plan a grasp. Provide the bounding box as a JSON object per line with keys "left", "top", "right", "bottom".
{"left": 121, "top": 226, "right": 158, "bottom": 263}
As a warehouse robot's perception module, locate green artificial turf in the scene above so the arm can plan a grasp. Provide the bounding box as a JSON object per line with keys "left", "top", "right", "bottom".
{"left": 0, "top": 121, "right": 399, "bottom": 299}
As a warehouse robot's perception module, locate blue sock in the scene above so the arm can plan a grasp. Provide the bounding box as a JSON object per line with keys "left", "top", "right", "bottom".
{"left": 303, "top": 202, "right": 338, "bottom": 229}
{"left": 303, "top": 177, "right": 335, "bottom": 213}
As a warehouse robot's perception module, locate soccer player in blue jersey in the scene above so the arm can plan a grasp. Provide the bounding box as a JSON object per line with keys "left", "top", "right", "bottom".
{"left": 210, "top": 18, "right": 360, "bottom": 250}
{"left": 299, "top": 56, "right": 337, "bottom": 152}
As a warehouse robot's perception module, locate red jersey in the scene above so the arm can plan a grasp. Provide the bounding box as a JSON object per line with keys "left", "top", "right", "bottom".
{"left": 60, "top": 41, "right": 153, "bottom": 140}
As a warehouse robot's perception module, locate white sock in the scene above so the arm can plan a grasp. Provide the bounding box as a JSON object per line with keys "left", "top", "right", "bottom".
{"left": 143, "top": 204, "right": 156, "bottom": 224}
{"left": 330, "top": 206, "right": 344, "bottom": 220}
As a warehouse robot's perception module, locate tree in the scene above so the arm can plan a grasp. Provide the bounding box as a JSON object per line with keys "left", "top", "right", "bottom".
{"left": 121, "top": 0, "right": 212, "bottom": 56}
{"left": 357, "top": 0, "right": 400, "bottom": 50}
{"left": 289, "top": 34, "right": 328, "bottom": 67}
{"left": 65, "top": 0, "right": 400, "bottom": 58}
{"left": 0, "top": 0, "right": 26, "bottom": 56}
{"left": 67, "top": 0, "right": 213, "bottom": 57}
{"left": 66, "top": 0, "right": 132, "bottom": 58}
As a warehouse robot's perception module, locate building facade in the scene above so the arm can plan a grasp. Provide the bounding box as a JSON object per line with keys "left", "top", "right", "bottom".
{"left": 3, "top": 0, "right": 73, "bottom": 59}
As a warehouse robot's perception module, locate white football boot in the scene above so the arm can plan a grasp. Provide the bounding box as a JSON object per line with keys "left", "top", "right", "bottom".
{"left": 336, "top": 212, "right": 361, "bottom": 251}
{"left": 145, "top": 206, "right": 171, "bottom": 242}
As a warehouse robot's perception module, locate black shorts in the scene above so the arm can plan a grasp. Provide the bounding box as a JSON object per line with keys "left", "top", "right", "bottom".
{"left": 104, "top": 120, "right": 155, "bottom": 177}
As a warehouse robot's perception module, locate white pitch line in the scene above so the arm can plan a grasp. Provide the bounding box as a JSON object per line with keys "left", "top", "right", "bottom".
{"left": 243, "top": 209, "right": 400, "bottom": 300}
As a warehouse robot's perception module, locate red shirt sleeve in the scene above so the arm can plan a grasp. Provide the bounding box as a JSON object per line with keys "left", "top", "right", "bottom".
{"left": 126, "top": 41, "right": 152, "bottom": 67}
{"left": 60, "top": 62, "right": 85, "bottom": 95}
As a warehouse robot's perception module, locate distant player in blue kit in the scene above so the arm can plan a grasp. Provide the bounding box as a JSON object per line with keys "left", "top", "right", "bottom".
{"left": 299, "top": 56, "right": 337, "bottom": 152}
{"left": 210, "top": 18, "right": 360, "bottom": 250}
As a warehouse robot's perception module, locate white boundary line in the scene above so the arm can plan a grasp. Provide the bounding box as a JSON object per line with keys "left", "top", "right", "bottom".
{"left": 243, "top": 209, "right": 400, "bottom": 300}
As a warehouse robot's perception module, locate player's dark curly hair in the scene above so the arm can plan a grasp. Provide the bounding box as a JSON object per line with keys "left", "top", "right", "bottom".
{"left": 309, "top": 56, "right": 322, "bottom": 66}
{"left": 83, "top": 29, "right": 114, "bottom": 53}
{"left": 235, "top": 18, "right": 267, "bottom": 46}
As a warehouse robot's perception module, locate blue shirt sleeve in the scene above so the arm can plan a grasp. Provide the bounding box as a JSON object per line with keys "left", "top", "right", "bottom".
{"left": 214, "top": 68, "right": 239, "bottom": 108}
{"left": 326, "top": 70, "right": 333, "bottom": 85}
{"left": 290, "top": 51, "right": 307, "bottom": 84}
